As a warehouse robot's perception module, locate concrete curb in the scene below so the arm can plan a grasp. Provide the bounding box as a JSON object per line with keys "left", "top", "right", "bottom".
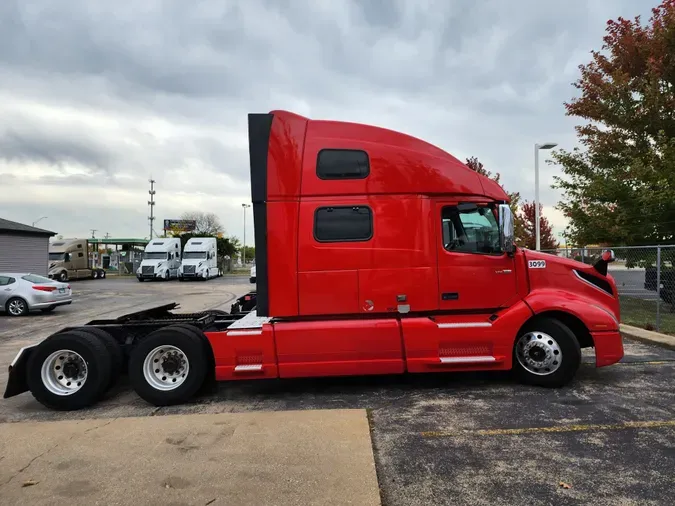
{"left": 620, "top": 324, "right": 675, "bottom": 351}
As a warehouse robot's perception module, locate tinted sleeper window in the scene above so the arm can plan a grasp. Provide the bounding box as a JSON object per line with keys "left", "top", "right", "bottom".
{"left": 317, "top": 149, "right": 369, "bottom": 180}
{"left": 315, "top": 206, "right": 373, "bottom": 242}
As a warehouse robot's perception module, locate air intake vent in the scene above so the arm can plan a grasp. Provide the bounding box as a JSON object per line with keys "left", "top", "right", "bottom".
{"left": 575, "top": 270, "right": 613, "bottom": 296}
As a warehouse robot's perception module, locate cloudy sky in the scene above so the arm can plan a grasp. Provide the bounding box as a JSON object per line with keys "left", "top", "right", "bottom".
{"left": 0, "top": 0, "right": 653, "bottom": 244}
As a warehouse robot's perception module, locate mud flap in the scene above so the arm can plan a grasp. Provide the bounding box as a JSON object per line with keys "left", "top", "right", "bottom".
{"left": 3, "top": 345, "right": 36, "bottom": 398}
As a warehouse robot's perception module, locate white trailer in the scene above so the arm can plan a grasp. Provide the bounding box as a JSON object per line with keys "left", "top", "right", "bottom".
{"left": 136, "top": 238, "right": 181, "bottom": 281}
{"left": 179, "top": 237, "right": 219, "bottom": 281}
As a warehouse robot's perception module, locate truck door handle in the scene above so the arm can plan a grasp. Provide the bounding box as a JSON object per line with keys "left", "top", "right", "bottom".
{"left": 495, "top": 269, "right": 512, "bottom": 274}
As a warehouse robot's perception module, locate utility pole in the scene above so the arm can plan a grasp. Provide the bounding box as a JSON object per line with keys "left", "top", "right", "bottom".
{"left": 104, "top": 232, "right": 110, "bottom": 240}
{"left": 148, "top": 178, "right": 156, "bottom": 240}
{"left": 534, "top": 142, "right": 557, "bottom": 250}
{"left": 90, "top": 229, "right": 97, "bottom": 239}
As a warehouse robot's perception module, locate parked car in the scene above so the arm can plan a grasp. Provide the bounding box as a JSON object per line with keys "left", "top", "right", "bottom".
{"left": 0, "top": 273, "right": 72, "bottom": 317}
{"left": 250, "top": 264, "right": 256, "bottom": 284}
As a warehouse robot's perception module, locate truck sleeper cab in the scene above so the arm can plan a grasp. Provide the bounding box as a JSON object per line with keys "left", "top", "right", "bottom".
{"left": 3, "top": 110, "right": 624, "bottom": 411}
{"left": 179, "top": 237, "right": 219, "bottom": 281}
{"left": 137, "top": 238, "right": 182, "bottom": 281}
{"left": 48, "top": 239, "right": 107, "bottom": 282}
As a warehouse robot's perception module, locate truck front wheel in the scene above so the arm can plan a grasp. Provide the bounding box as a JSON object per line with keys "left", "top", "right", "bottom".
{"left": 128, "top": 327, "right": 207, "bottom": 406}
{"left": 512, "top": 318, "right": 581, "bottom": 388}
{"left": 26, "top": 331, "right": 112, "bottom": 410}
{"left": 58, "top": 271, "right": 68, "bottom": 282}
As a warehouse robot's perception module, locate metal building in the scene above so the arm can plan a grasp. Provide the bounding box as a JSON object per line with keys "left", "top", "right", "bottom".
{"left": 0, "top": 218, "right": 56, "bottom": 275}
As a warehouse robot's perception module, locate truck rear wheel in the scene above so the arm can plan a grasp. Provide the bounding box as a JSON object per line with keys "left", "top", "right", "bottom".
{"left": 26, "top": 331, "right": 112, "bottom": 410}
{"left": 128, "top": 326, "right": 208, "bottom": 406}
{"left": 170, "top": 323, "right": 216, "bottom": 394}
{"left": 70, "top": 327, "right": 124, "bottom": 391}
{"left": 513, "top": 317, "right": 581, "bottom": 388}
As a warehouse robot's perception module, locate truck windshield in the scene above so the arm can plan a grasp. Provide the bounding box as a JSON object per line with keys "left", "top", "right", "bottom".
{"left": 48, "top": 253, "right": 65, "bottom": 260}
{"left": 442, "top": 205, "right": 502, "bottom": 255}
{"left": 183, "top": 252, "right": 206, "bottom": 259}
{"left": 144, "top": 252, "right": 168, "bottom": 260}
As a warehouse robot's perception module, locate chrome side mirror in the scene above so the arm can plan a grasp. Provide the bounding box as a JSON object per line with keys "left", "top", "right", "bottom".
{"left": 499, "top": 204, "right": 515, "bottom": 254}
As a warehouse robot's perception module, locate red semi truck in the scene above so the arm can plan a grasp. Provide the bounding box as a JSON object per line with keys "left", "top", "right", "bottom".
{"left": 4, "top": 110, "right": 624, "bottom": 411}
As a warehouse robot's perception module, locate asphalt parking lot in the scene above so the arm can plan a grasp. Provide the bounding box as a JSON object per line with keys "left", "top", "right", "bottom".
{"left": 1, "top": 277, "right": 674, "bottom": 505}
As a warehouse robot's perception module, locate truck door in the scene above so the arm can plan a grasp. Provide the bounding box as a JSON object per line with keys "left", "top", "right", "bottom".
{"left": 436, "top": 202, "right": 518, "bottom": 311}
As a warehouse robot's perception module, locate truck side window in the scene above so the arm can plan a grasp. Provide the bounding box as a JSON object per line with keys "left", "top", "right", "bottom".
{"left": 316, "top": 149, "right": 370, "bottom": 180}
{"left": 314, "top": 206, "right": 373, "bottom": 242}
{"left": 78, "top": 252, "right": 84, "bottom": 258}
{"left": 442, "top": 205, "right": 501, "bottom": 255}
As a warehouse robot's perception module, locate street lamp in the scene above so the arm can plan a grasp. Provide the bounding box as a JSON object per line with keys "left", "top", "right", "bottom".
{"left": 534, "top": 142, "right": 557, "bottom": 250}
{"left": 241, "top": 203, "right": 251, "bottom": 265}
{"left": 32, "top": 216, "right": 48, "bottom": 227}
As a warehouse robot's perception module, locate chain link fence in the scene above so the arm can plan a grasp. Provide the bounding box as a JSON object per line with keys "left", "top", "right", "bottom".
{"left": 540, "top": 245, "right": 675, "bottom": 334}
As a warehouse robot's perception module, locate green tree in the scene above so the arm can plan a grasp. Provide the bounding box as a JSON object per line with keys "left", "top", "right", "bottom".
{"left": 242, "top": 245, "right": 255, "bottom": 262}
{"left": 551, "top": 1, "right": 675, "bottom": 247}
{"left": 465, "top": 156, "right": 526, "bottom": 244}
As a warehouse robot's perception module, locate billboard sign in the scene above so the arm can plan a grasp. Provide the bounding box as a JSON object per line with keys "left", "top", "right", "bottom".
{"left": 163, "top": 219, "right": 197, "bottom": 233}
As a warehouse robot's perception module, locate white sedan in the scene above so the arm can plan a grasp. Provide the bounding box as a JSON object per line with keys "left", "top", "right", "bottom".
{"left": 0, "top": 273, "right": 73, "bottom": 317}
{"left": 250, "top": 264, "right": 256, "bottom": 284}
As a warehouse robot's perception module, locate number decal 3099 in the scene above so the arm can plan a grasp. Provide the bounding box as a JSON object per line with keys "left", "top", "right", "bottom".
{"left": 528, "top": 260, "right": 546, "bottom": 269}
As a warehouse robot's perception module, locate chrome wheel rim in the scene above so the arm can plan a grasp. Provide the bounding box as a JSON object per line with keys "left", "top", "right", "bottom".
{"left": 516, "top": 331, "right": 562, "bottom": 375}
{"left": 142, "top": 345, "right": 189, "bottom": 391}
{"left": 8, "top": 299, "right": 26, "bottom": 316}
{"left": 41, "top": 350, "right": 88, "bottom": 395}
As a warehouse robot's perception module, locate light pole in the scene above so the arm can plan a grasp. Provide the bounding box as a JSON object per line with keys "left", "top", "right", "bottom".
{"left": 534, "top": 142, "right": 557, "bottom": 250}
{"left": 32, "top": 216, "right": 47, "bottom": 227}
{"left": 241, "top": 203, "right": 251, "bottom": 265}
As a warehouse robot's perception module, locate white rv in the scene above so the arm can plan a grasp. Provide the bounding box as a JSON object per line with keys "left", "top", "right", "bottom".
{"left": 179, "top": 237, "right": 219, "bottom": 281}
{"left": 136, "top": 238, "right": 182, "bottom": 281}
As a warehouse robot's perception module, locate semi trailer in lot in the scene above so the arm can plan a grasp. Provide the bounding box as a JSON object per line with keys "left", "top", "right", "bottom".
{"left": 179, "top": 237, "right": 219, "bottom": 280}
{"left": 137, "top": 238, "right": 182, "bottom": 281}
{"left": 4, "top": 110, "right": 624, "bottom": 411}
{"left": 48, "top": 239, "right": 107, "bottom": 281}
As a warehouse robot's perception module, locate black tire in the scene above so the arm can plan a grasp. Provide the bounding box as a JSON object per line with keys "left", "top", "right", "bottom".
{"left": 70, "top": 327, "right": 123, "bottom": 391}
{"left": 99, "top": 269, "right": 106, "bottom": 279}
{"left": 91, "top": 270, "right": 98, "bottom": 279}
{"left": 170, "top": 323, "right": 216, "bottom": 395}
{"left": 512, "top": 317, "right": 581, "bottom": 388}
{"left": 128, "top": 326, "right": 208, "bottom": 406}
{"left": 137, "top": 277, "right": 144, "bottom": 282}
{"left": 58, "top": 271, "right": 68, "bottom": 282}
{"left": 26, "top": 331, "right": 112, "bottom": 410}
{"left": 6, "top": 297, "right": 29, "bottom": 317}
{"left": 41, "top": 306, "right": 56, "bottom": 313}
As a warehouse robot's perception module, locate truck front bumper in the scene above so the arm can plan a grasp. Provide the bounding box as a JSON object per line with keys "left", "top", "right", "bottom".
{"left": 592, "top": 330, "right": 624, "bottom": 367}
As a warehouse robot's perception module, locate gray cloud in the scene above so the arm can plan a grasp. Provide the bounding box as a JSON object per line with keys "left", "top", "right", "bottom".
{"left": 0, "top": 0, "right": 654, "bottom": 239}
{"left": 0, "top": 128, "right": 115, "bottom": 173}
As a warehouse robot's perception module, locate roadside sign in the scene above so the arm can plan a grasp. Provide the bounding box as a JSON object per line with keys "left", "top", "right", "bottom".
{"left": 163, "top": 219, "right": 197, "bottom": 233}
